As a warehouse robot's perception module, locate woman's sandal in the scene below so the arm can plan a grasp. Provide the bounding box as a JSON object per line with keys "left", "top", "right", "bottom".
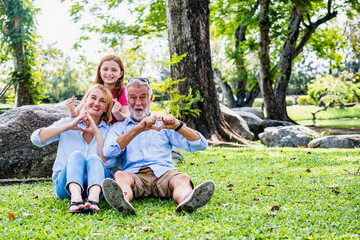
{"left": 69, "top": 201, "right": 84, "bottom": 214}
{"left": 83, "top": 200, "right": 100, "bottom": 214}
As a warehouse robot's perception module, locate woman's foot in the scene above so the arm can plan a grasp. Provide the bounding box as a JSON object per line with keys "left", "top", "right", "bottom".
{"left": 83, "top": 200, "right": 100, "bottom": 214}
{"left": 69, "top": 201, "right": 84, "bottom": 214}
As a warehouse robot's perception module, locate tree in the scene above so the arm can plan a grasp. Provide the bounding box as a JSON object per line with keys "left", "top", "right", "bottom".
{"left": 0, "top": 0, "right": 40, "bottom": 106}
{"left": 165, "top": 0, "right": 246, "bottom": 143}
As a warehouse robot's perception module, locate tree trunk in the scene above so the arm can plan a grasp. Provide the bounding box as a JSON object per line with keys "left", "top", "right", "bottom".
{"left": 259, "top": 0, "right": 278, "bottom": 119}
{"left": 165, "top": 0, "right": 247, "bottom": 144}
{"left": 274, "top": 7, "right": 302, "bottom": 122}
{"left": 2, "top": 2, "right": 33, "bottom": 107}
{"left": 273, "top": 1, "right": 337, "bottom": 122}
{"left": 213, "top": 68, "right": 237, "bottom": 108}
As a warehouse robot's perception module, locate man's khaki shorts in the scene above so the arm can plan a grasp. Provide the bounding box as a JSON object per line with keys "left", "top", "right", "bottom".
{"left": 126, "top": 167, "right": 191, "bottom": 199}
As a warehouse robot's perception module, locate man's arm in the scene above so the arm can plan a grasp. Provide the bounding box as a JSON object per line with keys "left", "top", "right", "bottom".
{"left": 116, "top": 115, "right": 159, "bottom": 149}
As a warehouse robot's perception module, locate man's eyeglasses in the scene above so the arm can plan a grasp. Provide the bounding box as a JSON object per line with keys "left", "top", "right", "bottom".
{"left": 128, "top": 77, "right": 150, "bottom": 84}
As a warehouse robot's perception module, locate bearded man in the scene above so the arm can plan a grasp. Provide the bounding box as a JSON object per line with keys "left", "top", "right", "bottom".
{"left": 102, "top": 77, "right": 215, "bottom": 215}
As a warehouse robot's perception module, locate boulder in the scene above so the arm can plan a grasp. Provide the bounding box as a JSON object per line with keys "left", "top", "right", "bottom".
{"left": 231, "top": 107, "right": 265, "bottom": 119}
{"left": 220, "top": 104, "right": 255, "bottom": 140}
{"left": 259, "top": 125, "right": 319, "bottom": 147}
{"left": 236, "top": 111, "right": 264, "bottom": 139}
{"left": 0, "top": 105, "right": 68, "bottom": 179}
{"left": 308, "top": 135, "right": 360, "bottom": 148}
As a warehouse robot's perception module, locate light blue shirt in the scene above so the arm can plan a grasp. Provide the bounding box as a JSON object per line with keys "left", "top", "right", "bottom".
{"left": 103, "top": 116, "right": 208, "bottom": 178}
{"left": 31, "top": 118, "right": 116, "bottom": 178}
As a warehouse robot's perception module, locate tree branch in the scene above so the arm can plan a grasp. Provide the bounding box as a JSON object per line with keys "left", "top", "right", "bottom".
{"left": 294, "top": 0, "right": 337, "bottom": 58}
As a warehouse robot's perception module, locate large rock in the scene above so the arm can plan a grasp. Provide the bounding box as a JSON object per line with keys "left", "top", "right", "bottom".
{"left": 236, "top": 111, "right": 264, "bottom": 139}
{"left": 308, "top": 135, "right": 360, "bottom": 148}
{"left": 0, "top": 105, "right": 68, "bottom": 179}
{"left": 259, "top": 125, "right": 320, "bottom": 147}
{"left": 220, "top": 104, "right": 255, "bottom": 140}
{"left": 231, "top": 107, "right": 265, "bottom": 119}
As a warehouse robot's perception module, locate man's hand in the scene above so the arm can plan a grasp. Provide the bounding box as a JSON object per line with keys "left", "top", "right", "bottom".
{"left": 137, "top": 115, "right": 161, "bottom": 132}
{"left": 156, "top": 115, "right": 180, "bottom": 130}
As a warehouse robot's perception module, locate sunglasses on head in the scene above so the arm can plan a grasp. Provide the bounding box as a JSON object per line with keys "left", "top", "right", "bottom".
{"left": 128, "top": 77, "right": 150, "bottom": 84}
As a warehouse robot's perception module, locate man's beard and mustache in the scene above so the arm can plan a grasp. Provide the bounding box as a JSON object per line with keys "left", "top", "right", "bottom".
{"left": 129, "top": 104, "right": 151, "bottom": 122}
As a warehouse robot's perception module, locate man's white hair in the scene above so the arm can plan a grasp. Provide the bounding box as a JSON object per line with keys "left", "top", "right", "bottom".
{"left": 125, "top": 77, "right": 152, "bottom": 101}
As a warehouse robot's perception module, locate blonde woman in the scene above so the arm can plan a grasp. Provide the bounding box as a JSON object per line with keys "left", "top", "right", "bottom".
{"left": 31, "top": 84, "right": 116, "bottom": 213}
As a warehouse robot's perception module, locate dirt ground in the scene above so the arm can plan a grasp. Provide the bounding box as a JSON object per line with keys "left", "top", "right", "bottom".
{"left": 308, "top": 126, "right": 360, "bottom": 135}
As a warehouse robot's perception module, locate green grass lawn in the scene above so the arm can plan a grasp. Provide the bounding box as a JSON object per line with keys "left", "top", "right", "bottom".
{"left": 287, "top": 104, "right": 360, "bottom": 121}
{"left": 1, "top": 147, "right": 359, "bottom": 239}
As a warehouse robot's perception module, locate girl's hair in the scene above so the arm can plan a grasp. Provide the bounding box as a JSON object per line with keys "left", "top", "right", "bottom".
{"left": 94, "top": 54, "right": 125, "bottom": 100}
{"left": 84, "top": 84, "right": 113, "bottom": 123}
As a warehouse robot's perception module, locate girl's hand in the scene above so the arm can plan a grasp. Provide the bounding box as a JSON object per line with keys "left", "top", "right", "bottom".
{"left": 112, "top": 99, "right": 122, "bottom": 114}
{"left": 65, "top": 96, "right": 79, "bottom": 117}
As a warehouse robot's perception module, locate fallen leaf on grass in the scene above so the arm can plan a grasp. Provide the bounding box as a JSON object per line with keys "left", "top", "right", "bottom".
{"left": 220, "top": 203, "right": 229, "bottom": 207}
{"left": 227, "top": 188, "right": 233, "bottom": 191}
{"left": 306, "top": 168, "right": 311, "bottom": 172}
{"left": 266, "top": 184, "right": 275, "bottom": 187}
{"left": 253, "top": 198, "right": 259, "bottom": 201}
{"left": 252, "top": 187, "right": 260, "bottom": 190}
{"left": 299, "top": 145, "right": 307, "bottom": 148}
{"left": 203, "top": 162, "right": 214, "bottom": 165}
{"left": 38, "top": 210, "right": 46, "bottom": 213}
{"left": 147, "top": 212, "right": 154, "bottom": 216}
{"left": 8, "top": 212, "right": 15, "bottom": 221}
{"left": 266, "top": 211, "right": 277, "bottom": 216}
{"left": 271, "top": 206, "right": 280, "bottom": 211}
{"left": 331, "top": 189, "right": 341, "bottom": 194}
{"left": 140, "top": 227, "right": 153, "bottom": 232}
{"left": 22, "top": 213, "right": 34, "bottom": 217}
{"left": 93, "top": 233, "right": 106, "bottom": 236}
{"left": 307, "top": 151, "right": 312, "bottom": 154}
{"left": 227, "top": 184, "right": 234, "bottom": 187}
{"left": 33, "top": 195, "right": 38, "bottom": 199}
{"left": 220, "top": 176, "right": 227, "bottom": 178}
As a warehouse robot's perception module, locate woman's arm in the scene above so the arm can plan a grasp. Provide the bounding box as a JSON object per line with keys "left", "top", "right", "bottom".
{"left": 39, "top": 114, "right": 85, "bottom": 143}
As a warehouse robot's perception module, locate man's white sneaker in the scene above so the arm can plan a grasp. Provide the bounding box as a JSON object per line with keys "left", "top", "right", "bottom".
{"left": 176, "top": 180, "right": 215, "bottom": 213}
{"left": 102, "top": 178, "right": 136, "bottom": 215}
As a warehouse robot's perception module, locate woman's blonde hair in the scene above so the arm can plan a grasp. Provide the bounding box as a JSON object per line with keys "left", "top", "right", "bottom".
{"left": 94, "top": 54, "right": 125, "bottom": 100}
{"left": 83, "top": 84, "right": 113, "bottom": 124}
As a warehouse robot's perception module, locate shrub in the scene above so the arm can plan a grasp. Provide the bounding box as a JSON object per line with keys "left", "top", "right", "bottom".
{"left": 297, "top": 95, "right": 315, "bottom": 105}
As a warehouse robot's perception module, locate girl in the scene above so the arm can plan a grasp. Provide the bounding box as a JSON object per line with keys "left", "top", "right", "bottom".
{"left": 66, "top": 54, "right": 129, "bottom": 123}
{"left": 31, "top": 84, "right": 116, "bottom": 213}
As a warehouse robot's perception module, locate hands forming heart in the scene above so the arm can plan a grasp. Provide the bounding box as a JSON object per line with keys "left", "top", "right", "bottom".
{"left": 139, "top": 115, "right": 179, "bottom": 132}
{"left": 69, "top": 103, "right": 98, "bottom": 133}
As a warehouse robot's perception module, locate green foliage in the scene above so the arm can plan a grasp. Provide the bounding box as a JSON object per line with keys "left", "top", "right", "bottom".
{"left": 297, "top": 95, "right": 315, "bottom": 105}
{"left": 307, "top": 71, "right": 360, "bottom": 106}
{"left": 1, "top": 147, "right": 360, "bottom": 238}
{"left": 169, "top": 87, "right": 203, "bottom": 121}
{"left": 0, "top": 0, "right": 42, "bottom": 105}
{"left": 152, "top": 53, "right": 203, "bottom": 120}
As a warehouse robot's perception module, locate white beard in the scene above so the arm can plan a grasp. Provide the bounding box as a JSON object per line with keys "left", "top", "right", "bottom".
{"left": 129, "top": 104, "right": 151, "bottom": 122}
